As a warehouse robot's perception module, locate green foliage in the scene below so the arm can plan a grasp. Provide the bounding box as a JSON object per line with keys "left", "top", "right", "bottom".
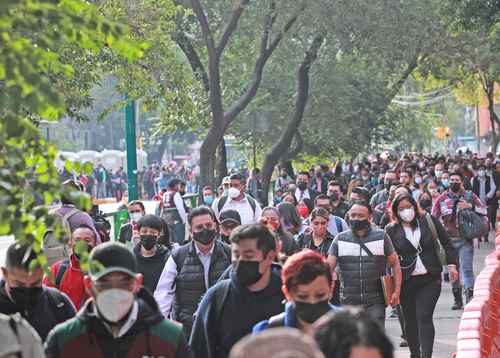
{"left": 0, "top": 0, "right": 141, "bottom": 255}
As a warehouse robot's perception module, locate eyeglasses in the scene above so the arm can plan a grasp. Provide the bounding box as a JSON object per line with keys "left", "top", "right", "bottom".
{"left": 192, "top": 222, "right": 216, "bottom": 232}
{"left": 93, "top": 279, "right": 135, "bottom": 292}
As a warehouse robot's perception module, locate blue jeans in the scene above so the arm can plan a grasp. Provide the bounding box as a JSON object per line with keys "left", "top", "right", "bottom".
{"left": 451, "top": 238, "right": 474, "bottom": 290}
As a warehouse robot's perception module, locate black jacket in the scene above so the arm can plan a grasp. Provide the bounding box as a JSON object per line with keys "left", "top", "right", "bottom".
{"left": 0, "top": 280, "right": 75, "bottom": 341}
{"left": 385, "top": 215, "right": 458, "bottom": 281}
{"left": 189, "top": 268, "right": 285, "bottom": 358}
{"left": 133, "top": 245, "right": 170, "bottom": 293}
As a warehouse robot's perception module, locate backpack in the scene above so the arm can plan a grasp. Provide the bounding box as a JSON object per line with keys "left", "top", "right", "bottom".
{"left": 54, "top": 259, "right": 70, "bottom": 289}
{"left": 0, "top": 313, "right": 45, "bottom": 358}
{"left": 45, "top": 288, "right": 73, "bottom": 323}
{"left": 217, "top": 195, "right": 257, "bottom": 216}
{"left": 454, "top": 191, "right": 489, "bottom": 241}
{"left": 43, "top": 207, "right": 80, "bottom": 266}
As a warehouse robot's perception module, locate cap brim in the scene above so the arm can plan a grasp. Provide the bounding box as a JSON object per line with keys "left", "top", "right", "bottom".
{"left": 90, "top": 267, "right": 137, "bottom": 281}
{"left": 220, "top": 218, "right": 240, "bottom": 225}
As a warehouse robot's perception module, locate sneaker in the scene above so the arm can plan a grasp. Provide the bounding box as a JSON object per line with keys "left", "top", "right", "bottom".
{"left": 399, "top": 338, "right": 408, "bottom": 347}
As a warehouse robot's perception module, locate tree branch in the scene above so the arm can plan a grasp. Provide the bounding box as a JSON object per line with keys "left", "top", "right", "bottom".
{"left": 223, "top": 5, "right": 301, "bottom": 126}
{"left": 174, "top": 31, "right": 210, "bottom": 92}
{"left": 216, "top": 0, "right": 250, "bottom": 57}
{"left": 190, "top": 0, "right": 216, "bottom": 57}
{"left": 283, "top": 131, "right": 304, "bottom": 160}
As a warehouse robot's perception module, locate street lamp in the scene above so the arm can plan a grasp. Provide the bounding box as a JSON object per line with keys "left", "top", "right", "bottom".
{"left": 124, "top": 95, "right": 138, "bottom": 201}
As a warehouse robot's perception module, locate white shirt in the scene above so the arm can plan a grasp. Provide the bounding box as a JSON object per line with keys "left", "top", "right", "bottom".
{"left": 212, "top": 196, "right": 262, "bottom": 225}
{"left": 154, "top": 242, "right": 216, "bottom": 318}
{"left": 295, "top": 188, "right": 311, "bottom": 202}
{"left": 403, "top": 226, "right": 428, "bottom": 276}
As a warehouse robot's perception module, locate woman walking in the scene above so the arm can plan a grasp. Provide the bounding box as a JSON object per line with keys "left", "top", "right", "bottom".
{"left": 385, "top": 193, "right": 458, "bottom": 358}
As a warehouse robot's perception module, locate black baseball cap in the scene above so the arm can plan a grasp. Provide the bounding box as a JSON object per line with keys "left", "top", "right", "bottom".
{"left": 219, "top": 210, "right": 241, "bottom": 226}
{"left": 88, "top": 242, "right": 137, "bottom": 281}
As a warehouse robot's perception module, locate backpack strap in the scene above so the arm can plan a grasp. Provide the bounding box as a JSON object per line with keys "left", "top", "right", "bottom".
{"left": 45, "top": 288, "right": 69, "bottom": 323}
{"left": 214, "top": 280, "right": 231, "bottom": 320}
{"left": 267, "top": 312, "right": 286, "bottom": 328}
{"left": 217, "top": 196, "right": 228, "bottom": 214}
{"left": 359, "top": 241, "right": 374, "bottom": 256}
{"left": 8, "top": 316, "right": 23, "bottom": 358}
{"left": 55, "top": 259, "right": 70, "bottom": 289}
{"left": 246, "top": 195, "right": 257, "bottom": 215}
{"left": 62, "top": 208, "right": 80, "bottom": 223}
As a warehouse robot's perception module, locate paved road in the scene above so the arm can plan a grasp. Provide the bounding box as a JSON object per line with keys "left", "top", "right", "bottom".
{"left": 386, "top": 236, "right": 495, "bottom": 358}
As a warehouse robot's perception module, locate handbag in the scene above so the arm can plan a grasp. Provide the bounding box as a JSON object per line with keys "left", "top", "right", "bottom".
{"left": 457, "top": 209, "right": 489, "bottom": 241}
{"left": 424, "top": 214, "right": 446, "bottom": 265}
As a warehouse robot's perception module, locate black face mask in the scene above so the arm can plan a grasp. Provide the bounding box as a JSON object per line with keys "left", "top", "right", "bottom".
{"left": 420, "top": 199, "right": 432, "bottom": 210}
{"left": 140, "top": 234, "right": 158, "bottom": 250}
{"left": 9, "top": 286, "right": 43, "bottom": 310}
{"left": 350, "top": 219, "right": 370, "bottom": 232}
{"left": 74, "top": 242, "right": 93, "bottom": 260}
{"left": 220, "top": 234, "right": 230, "bottom": 243}
{"left": 450, "top": 183, "right": 461, "bottom": 193}
{"left": 234, "top": 260, "right": 262, "bottom": 286}
{"left": 384, "top": 182, "right": 394, "bottom": 190}
{"left": 297, "top": 182, "right": 307, "bottom": 191}
{"left": 193, "top": 229, "right": 216, "bottom": 245}
{"left": 328, "top": 192, "right": 339, "bottom": 202}
{"left": 294, "top": 300, "right": 331, "bottom": 324}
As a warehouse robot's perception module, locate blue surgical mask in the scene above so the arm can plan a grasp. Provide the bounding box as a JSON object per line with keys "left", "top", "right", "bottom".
{"left": 441, "top": 179, "right": 449, "bottom": 188}
{"left": 204, "top": 195, "right": 214, "bottom": 205}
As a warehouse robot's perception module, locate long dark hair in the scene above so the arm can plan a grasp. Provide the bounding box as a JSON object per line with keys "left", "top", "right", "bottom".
{"left": 390, "top": 193, "right": 420, "bottom": 228}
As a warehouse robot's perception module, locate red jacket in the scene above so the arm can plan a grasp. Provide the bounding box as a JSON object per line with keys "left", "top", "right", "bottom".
{"left": 43, "top": 254, "right": 88, "bottom": 310}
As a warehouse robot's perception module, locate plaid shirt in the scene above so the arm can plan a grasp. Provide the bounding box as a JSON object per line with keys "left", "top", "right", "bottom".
{"left": 431, "top": 189, "right": 486, "bottom": 237}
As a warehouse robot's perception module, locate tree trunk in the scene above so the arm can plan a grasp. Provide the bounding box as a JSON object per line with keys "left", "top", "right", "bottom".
{"left": 279, "top": 159, "right": 295, "bottom": 179}
{"left": 261, "top": 34, "right": 325, "bottom": 205}
{"left": 486, "top": 82, "right": 499, "bottom": 153}
{"left": 216, "top": 138, "right": 228, "bottom": 184}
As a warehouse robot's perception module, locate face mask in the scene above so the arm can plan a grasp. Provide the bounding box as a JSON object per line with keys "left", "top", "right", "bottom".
{"left": 415, "top": 177, "right": 423, "bottom": 185}
{"left": 140, "top": 234, "right": 157, "bottom": 251}
{"left": 203, "top": 195, "right": 214, "bottom": 205}
{"left": 384, "top": 182, "right": 393, "bottom": 190}
{"left": 234, "top": 260, "right": 262, "bottom": 286}
{"left": 74, "top": 242, "right": 93, "bottom": 260}
{"left": 328, "top": 192, "right": 339, "bottom": 201}
{"left": 399, "top": 208, "right": 415, "bottom": 222}
{"left": 9, "top": 286, "right": 43, "bottom": 309}
{"left": 297, "top": 182, "right": 307, "bottom": 191}
{"left": 281, "top": 174, "right": 287, "bottom": 178}
{"left": 95, "top": 288, "right": 134, "bottom": 323}
{"left": 228, "top": 187, "right": 240, "bottom": 199}
{"left": 294, "top": 300, "right": 331, "bottom": 324}
{"left": 435, "top": 170, "right": 443, "bottom": 178}
{"left": 478, "top": 170, "right": 485, "bottom": 177}
{"left": 350, "top": 219, "right": 370, "bottom": 232}
{"left": 441, "top": 179, "right": 449, "bottom": 188}
{"left": 298, "top": 206, "right": 309, "bottom": 218}
{"left": 129, "top": 212, "right": 143, "bottom": 222}
{"left": 399, "top": 177, "right": 406, "bottom": 184}
{"left": 220, "top": 234, "right": 230, "bottom": 243}
{"left": 450, "top": 183, "right": 461, "bottom": 193}
{"left": 193, "top": 229, "right": 216, "bottom": 245}
{"left": 420, "top": 199, "right": 432, "bottom": 210}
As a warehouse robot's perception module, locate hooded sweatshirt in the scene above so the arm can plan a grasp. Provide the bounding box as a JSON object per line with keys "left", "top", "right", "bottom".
{"left": 133, "top": 245, "right": 170, "bottom": 293}
{"left": 45, "top": 288, "right": 191, "bottom": 358}
{"left": 189, "top": 268, "right": 284, "bottom": 358}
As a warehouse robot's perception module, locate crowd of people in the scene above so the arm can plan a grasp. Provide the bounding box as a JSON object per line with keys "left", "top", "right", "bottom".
{"left": 1, "top": 150, "right": 496, "bottom": 358}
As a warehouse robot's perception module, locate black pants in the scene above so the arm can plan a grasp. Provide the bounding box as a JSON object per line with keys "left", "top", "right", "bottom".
{"left": 400, "top": 274, "right": 441, "bottom": 358}
{"left": 488, "top": 200, "right": 498, "bottom": 230}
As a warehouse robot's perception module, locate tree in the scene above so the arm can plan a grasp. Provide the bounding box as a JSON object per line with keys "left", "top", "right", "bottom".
{"left": 174, "top": 0, "right": 305, "bottom": 189}
{"left": 0, "top": 0, "right": 141, "bottom": 256}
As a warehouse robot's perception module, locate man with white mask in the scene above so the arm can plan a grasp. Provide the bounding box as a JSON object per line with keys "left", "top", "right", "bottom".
{"left": 45, "top": 242, "right": 191, "bottom": 358}
{"left": 212, "top": 173, "right": 262, "bottom": 225}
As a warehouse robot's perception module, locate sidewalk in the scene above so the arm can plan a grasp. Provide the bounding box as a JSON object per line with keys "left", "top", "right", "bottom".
{"left": 386, "top": 236, "right": 496, "bottom": 358}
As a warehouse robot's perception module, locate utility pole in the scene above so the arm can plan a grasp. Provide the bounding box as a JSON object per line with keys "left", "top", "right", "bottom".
{"left": 125, "top": 96, "right": 138, "bottom": 201}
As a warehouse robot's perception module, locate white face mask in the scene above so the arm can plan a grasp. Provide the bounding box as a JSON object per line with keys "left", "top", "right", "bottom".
{"left": 399, "top": 208, "right": 415, "bottom": 223}
{"left": 435, "top": 170, "right": 443, "bottom": 178}
{"left": 478, "top": 170, "right": 485, "bottom": 177}
{"left": 415, "top": 177, "right": 422, "bottom": 185}
{"left": 228, "top": 187, "right": 241, "bottom": 199}
{"left": 95, "top": 288, "right": 134, "bottom": 323}
{"left": 129, "top": 212, "right": 143, "bottom": 222}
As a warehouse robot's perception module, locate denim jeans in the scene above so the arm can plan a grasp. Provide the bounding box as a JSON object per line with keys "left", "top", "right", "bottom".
{"left": 451, "top": 238, "right": 474, "bottom": 290}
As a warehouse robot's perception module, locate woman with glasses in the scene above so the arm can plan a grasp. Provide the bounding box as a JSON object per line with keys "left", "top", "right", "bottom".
{"left": 261, "top": 207, "right": 299, "bottom": 259}
{"left": 385, "top": 194, "right": 458, "bottom": 358}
